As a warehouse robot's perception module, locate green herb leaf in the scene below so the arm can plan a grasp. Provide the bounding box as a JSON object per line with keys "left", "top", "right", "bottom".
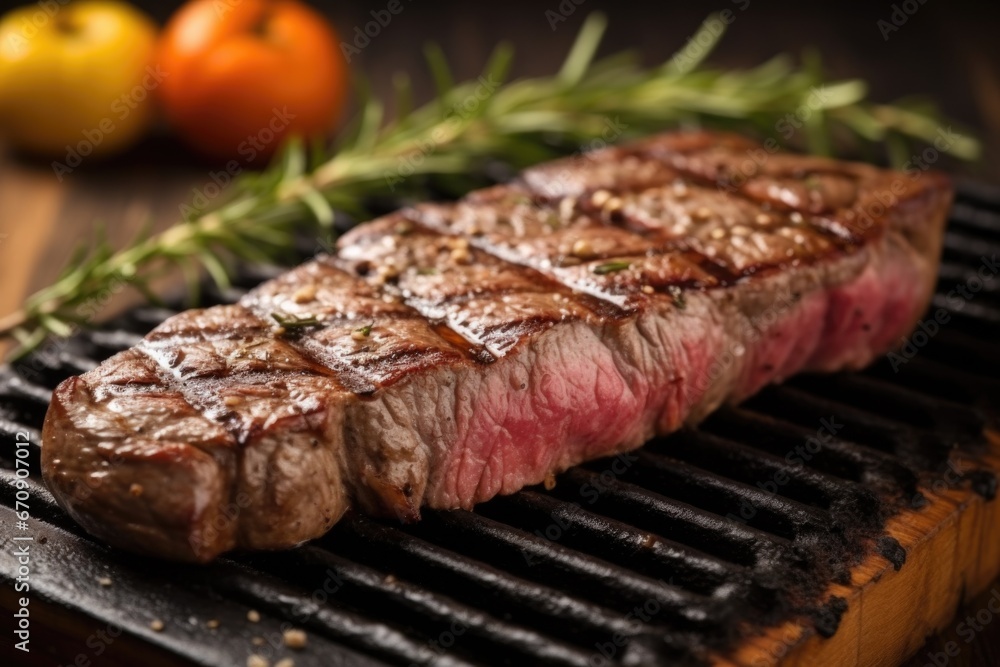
{"left": 558, "top": 12, "right": 607, "bottom": 86}
{"left": 271, "top": 312, "right": 322, "bottom": 329}
{"left": 667, "top": 285, "right": 687, "bottom": 310}
{"left": 593, "top": 261, "right": 632, "bottom": 275}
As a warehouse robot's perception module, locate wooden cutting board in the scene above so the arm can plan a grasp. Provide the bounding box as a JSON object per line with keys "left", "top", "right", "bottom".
{"left": 718, "top": 433, "right": 1000, "bottom": 667}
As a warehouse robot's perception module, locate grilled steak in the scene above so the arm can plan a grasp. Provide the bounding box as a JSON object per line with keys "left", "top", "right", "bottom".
{"left": 41, "top": 132, "right": 952, "bottom": 562}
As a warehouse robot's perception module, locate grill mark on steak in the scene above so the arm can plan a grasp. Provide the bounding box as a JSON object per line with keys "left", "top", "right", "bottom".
{"left": 136, "top": 306, "right": 339, "bottom": 436}
{"left": 130, "top": 304, "right": 359, "bottom": 552}
{"left": 515, "top": 145, "right": 863, "bottom": 277}
{"left": 630, "top": 134, "right": 936, "bottom": 251}
{"left": 241, "top": 260, "right": 487, "bottom": 385}
{"left": 334, "top": 218, "right": 574, "bottom": 303}
{"left": 130, "top": 295, "right": 464, "bottom": 552}
{"left": 515, "top": 132, "right": 762, "bottom": 201}
{"left": 41, "top": 348, "right": 243, "bottom": 560}
{"left": 508, "top": 135, "right": 942, "bottom": 286}
{"left": 40, "top": 130, "right": 954, "bottom": 562}
{"left": 402, "top": 191, "right": 719, "bottom": 311}
{"left": 333, "top": 216, "right": 623, "bottom": 358}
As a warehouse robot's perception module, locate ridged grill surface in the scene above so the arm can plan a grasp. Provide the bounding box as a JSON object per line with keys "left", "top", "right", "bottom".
{"left": 1, "top": 182, "right": 998, "bottom": 666}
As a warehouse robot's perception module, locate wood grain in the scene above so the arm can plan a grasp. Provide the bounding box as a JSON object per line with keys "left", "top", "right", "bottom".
{"left": 719, "top": 440, "right": 1000, "bottom": 667}
{"left": 0, "top": 163, "right": 63, "bottom": 316}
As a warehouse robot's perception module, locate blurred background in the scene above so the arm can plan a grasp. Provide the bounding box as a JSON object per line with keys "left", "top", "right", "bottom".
{"left": 1, "top": 0, "right": 999, "bottom": 323}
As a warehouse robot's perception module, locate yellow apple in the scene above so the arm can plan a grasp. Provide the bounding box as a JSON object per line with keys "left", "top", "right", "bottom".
{"left": 0, "top": 1, "right": 159, "bottom": 164}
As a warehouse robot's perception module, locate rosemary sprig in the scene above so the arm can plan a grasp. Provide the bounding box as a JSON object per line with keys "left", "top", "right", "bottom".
{"left": 592, "top": 260, "right": 632, "bottom": 275}
{"left": 0, "top": 13, "right": 980, "bottom": 360}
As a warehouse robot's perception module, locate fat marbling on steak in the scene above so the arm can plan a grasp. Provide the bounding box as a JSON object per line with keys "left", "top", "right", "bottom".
{"left": 41, "top": 132, "right": 953, "bottom": 562}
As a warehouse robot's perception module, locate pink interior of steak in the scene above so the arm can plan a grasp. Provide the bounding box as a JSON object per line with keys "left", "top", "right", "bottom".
{"left": 41, "top": 131, "right": 952, "bottom": 561}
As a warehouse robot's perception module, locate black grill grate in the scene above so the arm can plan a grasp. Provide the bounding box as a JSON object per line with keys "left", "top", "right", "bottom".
{"left": 1, "top": 182, "right": 998, "bottom": 667}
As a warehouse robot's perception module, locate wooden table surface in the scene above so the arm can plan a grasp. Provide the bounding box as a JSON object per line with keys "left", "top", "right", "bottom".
{"left": 0, "top": 0, "right": 998, "bottom": 664}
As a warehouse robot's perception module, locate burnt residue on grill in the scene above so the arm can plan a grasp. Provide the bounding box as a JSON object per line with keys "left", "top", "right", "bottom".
{"left": 1, "top": 182, "right": 999, "bottom": 667}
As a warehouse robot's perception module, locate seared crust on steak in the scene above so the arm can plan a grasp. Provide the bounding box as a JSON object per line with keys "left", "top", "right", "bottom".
{"left": 41, "top": 132, "right": 953, "bottom": 561}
